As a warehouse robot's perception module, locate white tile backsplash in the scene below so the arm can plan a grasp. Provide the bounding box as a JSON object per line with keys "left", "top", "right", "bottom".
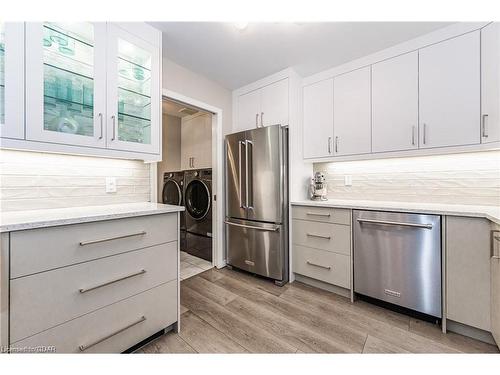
{"left": 0, "top": 150, "right": 151, "bottom": 212}
{"left": 314, "top": 151, "right": 500, "bottom": 206}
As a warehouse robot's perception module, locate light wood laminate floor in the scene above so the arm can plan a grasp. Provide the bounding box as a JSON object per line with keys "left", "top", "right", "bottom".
{"left": 138, "top": 267, "right": 499, "bottom": 354}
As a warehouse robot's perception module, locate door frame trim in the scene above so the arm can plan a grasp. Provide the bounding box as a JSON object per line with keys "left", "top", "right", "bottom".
{"left": 150, "top": 89, "right": 225, "bottom": 270}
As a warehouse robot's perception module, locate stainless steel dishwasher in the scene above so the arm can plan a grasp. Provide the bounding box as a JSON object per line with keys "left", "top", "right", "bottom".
{"left": 353, "top": 210, "right": 442, "bottom": 318}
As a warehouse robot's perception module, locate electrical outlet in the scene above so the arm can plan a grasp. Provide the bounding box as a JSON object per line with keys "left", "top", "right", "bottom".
{"left": 105, "top": 177, "right": 117, "bottom": 193}
{"left": 344, "top": 175, "right": 352, "bottom": 186}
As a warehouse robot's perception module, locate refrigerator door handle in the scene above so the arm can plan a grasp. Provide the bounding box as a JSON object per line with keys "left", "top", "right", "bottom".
{"left": 225, "top": 221, "right": 279, "bottom": 232}
{"left": 238, "top": 141, "right": 246, "bottom": 209}
{"left": 246, "top": 140, "right": 254, "bottom": 210}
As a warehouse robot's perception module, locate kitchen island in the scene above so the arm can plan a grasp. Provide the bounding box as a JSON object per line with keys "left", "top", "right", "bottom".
{"left": 0, "top": 202, "right": 184, "bottom": 353}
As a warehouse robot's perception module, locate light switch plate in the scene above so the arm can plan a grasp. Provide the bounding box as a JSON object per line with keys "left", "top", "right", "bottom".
{"left": 344, "top": 175, "right": 352, "bottom": 186}
{"left": 105, "top": 177, "right": 117, "bottom": 193}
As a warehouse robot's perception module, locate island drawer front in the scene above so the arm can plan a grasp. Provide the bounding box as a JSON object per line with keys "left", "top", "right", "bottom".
{"left": 293, "top": 245, "right": 350, "bottom": 288}
{"left": 292, "top": 219, "right": 351, "bottom": 255}
{"left": 10, "top": 242, "right": 177, "bottom": 343}
{"left": 292, "top": 206, "right": 351, "bottom": 225}
{"left": 10, "top": 213, "right": 177, "bottom": 278}
{"left": 11, "top": 281, "right": 177, "bottom": 353}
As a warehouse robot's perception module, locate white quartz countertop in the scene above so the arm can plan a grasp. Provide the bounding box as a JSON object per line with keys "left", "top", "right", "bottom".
{"left": 0, "top": 202, "right": 185, "bottom": 233}
{"left": 291, "top": 199, "right": 500, "bottom": 225}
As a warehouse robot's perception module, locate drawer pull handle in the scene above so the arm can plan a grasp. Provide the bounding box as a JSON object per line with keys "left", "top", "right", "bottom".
{"left": 357, "top": 218, "right": 433, "bottom": 229}
{"left": 78, "top": 315, "right": 146, "bottom": 352}
{"left": 79, "top": 231, "right": 147, "bottom": 246}
{"left": 79, "top": 269, "right": 146, "bottom": 294}
{"left": 306, "top": 212, "right": 331, "bottom": 217}
{"left": 306, "top": 233, "right": 331, "bottom": 240}
{"left": 306, "top": 261, "right": 331, "bottom": 270}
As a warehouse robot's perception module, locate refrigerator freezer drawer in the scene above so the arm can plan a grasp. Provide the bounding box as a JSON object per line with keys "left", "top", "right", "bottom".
{"left": 353, "top": 210, "right": 442, "bottom": 317}
{"left": 225, "top": 219, "right": 285, "bottom": 281}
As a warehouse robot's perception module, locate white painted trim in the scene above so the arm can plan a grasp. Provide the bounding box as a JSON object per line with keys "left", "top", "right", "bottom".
{"left": 0, "top": 137, "right": 162, "bottom": 162}
{"left": 159, "top": 89, "right": 225, "bottom": 270}
{"left": 304, "top": 141, "right": 500, "bottom": 164}
{"left": 303, "top": 22, "right": 490, "bottom": 86}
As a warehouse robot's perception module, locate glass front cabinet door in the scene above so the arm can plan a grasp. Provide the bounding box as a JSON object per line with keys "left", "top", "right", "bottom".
{"left": 106, "top": 24, "right": 160, "bottom": 154}
{"left": 0, "top": 22, "right": 24, "bottom": 139}
{"left": 25, "top": 22, "right": 107, "bottom": 148}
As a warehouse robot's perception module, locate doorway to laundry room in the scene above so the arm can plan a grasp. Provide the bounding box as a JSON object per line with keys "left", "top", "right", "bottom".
{"left": 157, "top": 97, "right": 215, "bottom": 280}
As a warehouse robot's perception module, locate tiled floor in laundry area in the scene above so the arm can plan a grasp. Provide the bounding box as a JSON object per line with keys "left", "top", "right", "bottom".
{"left": 138, "top": 267, "right": 499, "bottom": 354}
{"left": 180, "top": 251, "right": 213, "bottom": 280}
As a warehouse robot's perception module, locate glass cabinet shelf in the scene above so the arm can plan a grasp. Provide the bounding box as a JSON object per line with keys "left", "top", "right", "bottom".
{"left": 44, "top": 64, "right": 94, "bottom": 107}
{"left": 42, "top": 22, "right": 95, "bottom": 137}
{"left": 118, "top": 114, "right": 151, "bottom": 144}
{"left": 118, "top": 86, "right": 151, "bottom": 120}
{"left": 116, "top": 37, "right": 152, "bottom": 145}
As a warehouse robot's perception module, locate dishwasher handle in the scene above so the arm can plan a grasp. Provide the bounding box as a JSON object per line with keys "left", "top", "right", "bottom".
{"left": 356, "top": 218, "right": 433, "bottom": 230}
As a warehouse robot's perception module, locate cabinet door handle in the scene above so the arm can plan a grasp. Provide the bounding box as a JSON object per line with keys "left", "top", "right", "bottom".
{"left": 492, "top": 230, "right": 500, "bottom": 259}
{"left": 328, "top": 137, "right": 332, "bottom": 154}
{"left": 422, "top": 123, "right": 427, "bottom": 145}
{"left": 306, "top": 233, "right": 331, "bottom": 240}
{"left": 111, "top": 115, "right": 116, "bottom": 141}
{"left": 335, "top": 136, "right": 339, "bottom": 153}
{"left": 255, "top": 113, "right": 259, "bottom": 128}
{"left": 482, "top": 114, "right": 489, "bottom": 138}
{"left": 306, "top": 261, "right": 331, "bottom": 270}
{"left": 79, "top": 269, "right": 146, "bottom": 294}
{"left": 98, "top": 113, "right": 103, "bottom": 140}
{"left": 79, "top": 316, "right": 146, "bottom": 352}
{"left": 411, "top": 125, "right": 415, "bottom": 146}
{"left": 261, "top": 112, "right": 264, "bottom": 127}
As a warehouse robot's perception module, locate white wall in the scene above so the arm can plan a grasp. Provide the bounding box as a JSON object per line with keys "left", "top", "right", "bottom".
{"left": 0, "top": 149, "right": 150, "bottom": 212}
{"left": 314, "top": 151, "right": 500, "bottom": 206}
{"left": 162, "top": 58, "right": 232, "bottom": 136}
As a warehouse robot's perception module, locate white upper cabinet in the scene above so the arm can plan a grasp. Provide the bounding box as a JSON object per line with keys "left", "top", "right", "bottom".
{"left": 372, "top": 52, "right": 418, "bottom": 152}
{"left": 235, "top": 78, "right": 289, "bottom": 132}
{"left": 106, "top": 24, "right": 160, "bottom": 154}
{"left": 6, "top": 22, "right": 161, "bottom": 161}
{"left": 419, "top": 31, "right": 480, "bottom": 149}
{"left": 333, "top": 67, "right": 371, "bottom": 156}
{"left": 302, "top": 79, "right": 334, "bottom": 159}
{"left": 25, "top": 22, "right": 108, "bottom": 148}
{"left": 181, "top": 113, "right": 212, "bottom": 170}
{"left": 236, "top": 89, "right": 260, "bottom": 132}
{"left": 0, "top": 22, "right": 24, "bottom": 140}
{"left": 481, "top": 22, "right": 500, "bottom": 144}
{"left": 261, "top": 78, "right": 289, "bottom": 127}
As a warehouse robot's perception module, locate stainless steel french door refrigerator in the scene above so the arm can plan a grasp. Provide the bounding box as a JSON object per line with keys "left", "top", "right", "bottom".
{"left": 225, "top": 124, "right": 288, "bottom": 285}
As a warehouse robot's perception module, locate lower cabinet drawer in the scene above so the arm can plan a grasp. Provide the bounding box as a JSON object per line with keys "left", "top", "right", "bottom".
{"left": 292, "top": 206, "right": 351, "bottom": 225}
{"left": 293, "top": 245, "right": 350, "bottom": 288}
{"left": 292, "top": 219, "right": 350, "bottom": 255}
{"left": 10, "top": 241, "right": 177, "bottom": 343}
{"left": 11, "top": 281, "right": 177, "bottom": 353}
{"left": 11, "top": 213, "right": 178, "bottom": 278}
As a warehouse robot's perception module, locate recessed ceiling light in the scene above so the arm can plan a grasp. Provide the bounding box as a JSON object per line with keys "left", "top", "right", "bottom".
{"left": 234, "top": 22, "right": 249, "bottom": 31}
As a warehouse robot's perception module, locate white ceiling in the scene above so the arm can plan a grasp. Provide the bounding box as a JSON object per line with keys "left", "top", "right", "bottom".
{"left": 150, "top": 22, "right": 452, "bottom": 89}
